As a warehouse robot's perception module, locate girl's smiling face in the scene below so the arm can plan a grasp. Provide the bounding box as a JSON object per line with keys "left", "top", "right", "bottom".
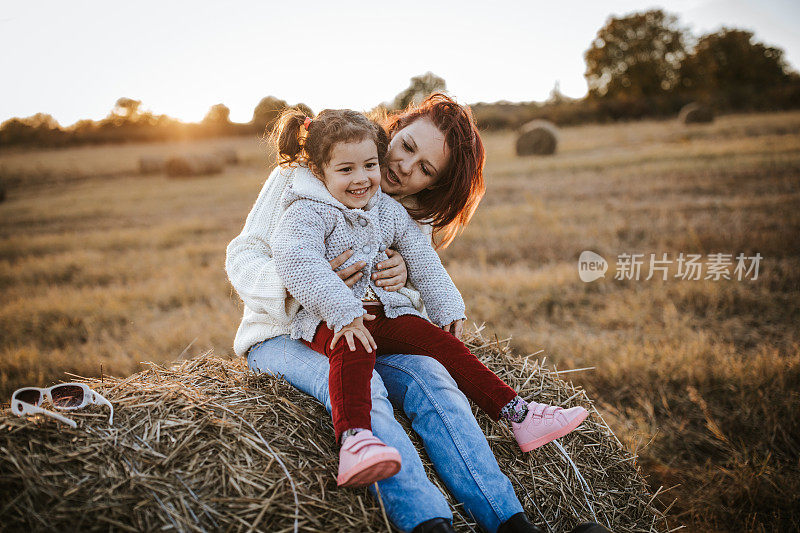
{"left": 382, "top": 117, "right": 451, "bottom": 199}
{"left": 315, "top": 138, "right": 381, "bottom": 209}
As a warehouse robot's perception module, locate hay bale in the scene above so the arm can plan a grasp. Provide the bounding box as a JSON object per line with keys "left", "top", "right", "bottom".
{"left": 516, "top": 120, "right": 558, "bottom": 156}
{"left": 679, "top": 103, "right": 714, "bottom": 124}
{"left": 216, "top": 148, "right": 239, "bottom": 165}
{"left": 165, "top": 154, "right": 224, "bottom": 177}
{"left": 138, "top": 156, "right": 165, "bottom": 175}
{"left": 0, "top": 327, "right": 671, "bottom": 532}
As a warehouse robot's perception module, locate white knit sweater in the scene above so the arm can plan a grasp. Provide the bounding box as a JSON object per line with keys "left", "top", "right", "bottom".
{"left": 225, "top": 165, "right": 432, "bottom": 356}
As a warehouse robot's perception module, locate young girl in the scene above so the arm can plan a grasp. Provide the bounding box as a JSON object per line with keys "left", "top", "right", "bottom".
{"left": 269, "top": 108, "right": 589, "bottom": 489}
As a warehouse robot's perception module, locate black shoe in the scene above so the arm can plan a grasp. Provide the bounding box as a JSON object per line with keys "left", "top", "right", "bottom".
{"left": 569, "top": 523, "right": 611, "bottom": 533}
{"left": 410, "top": 517, "right": 456, "bottom": 533}
{"left": 497, "top": 512, "right": 546, "bottom": 533}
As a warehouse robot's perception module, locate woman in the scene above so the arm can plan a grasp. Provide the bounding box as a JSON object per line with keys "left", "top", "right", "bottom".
{"left": 226, "top": 94, "right": 600, "bottom": 533}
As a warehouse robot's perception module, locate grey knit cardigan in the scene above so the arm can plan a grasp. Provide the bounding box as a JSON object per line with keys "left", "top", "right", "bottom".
{"left": 272, "top": 170, "right": 466, "bottom": 342}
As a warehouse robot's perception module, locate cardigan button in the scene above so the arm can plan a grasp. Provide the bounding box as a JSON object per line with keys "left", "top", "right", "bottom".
{"left": 362, "top": 245, "right": 371, "bottom": 255}
{"left": 358, "top": 217, "right": 368, "bottom": 227}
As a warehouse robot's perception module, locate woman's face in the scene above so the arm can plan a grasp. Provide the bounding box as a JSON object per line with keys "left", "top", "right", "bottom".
{"left": 381, "top": 117, "right": 451, "bottom": 199}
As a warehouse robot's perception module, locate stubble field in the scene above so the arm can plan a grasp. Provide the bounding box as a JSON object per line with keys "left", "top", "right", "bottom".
{"left": 1, "top": 111, "right": 799, "bottom": 531}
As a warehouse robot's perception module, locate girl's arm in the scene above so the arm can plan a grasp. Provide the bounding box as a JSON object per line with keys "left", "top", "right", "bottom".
{"left": 391, "top": 209, "right": 466, "bottom": 328}
{"left": 272, "top": 202, "right": 367, "bottom": 333}
{"left": 393, "top": 220, "right": 431, "bottom": 316}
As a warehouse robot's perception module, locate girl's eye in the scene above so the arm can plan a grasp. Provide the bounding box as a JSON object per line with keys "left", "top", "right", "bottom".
{"left": 421, "top": 164, "right": 431, "bottom": 177}
{"left": 402, "top": 141, "right": 412, "bottom": 152}
{"left": 366, "top": 162, "right": 377, "bottom": 169}
{"left": 340, "top": 166, "right": 352, "bottom": 172}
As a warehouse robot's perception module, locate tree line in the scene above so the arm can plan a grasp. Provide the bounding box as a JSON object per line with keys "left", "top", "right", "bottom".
{"left": 2, "top": 8, "right": 798, "bottom": 148}
{"left": 0, "top": 95, "right": 313, "bottom": 148}
{"left": 473, "top": 10, "right": 799, "bottom": 129}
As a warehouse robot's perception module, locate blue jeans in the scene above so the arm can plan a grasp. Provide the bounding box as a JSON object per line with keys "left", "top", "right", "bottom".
{"left": 247, "top": 335, "right": 524, "bottom": 533}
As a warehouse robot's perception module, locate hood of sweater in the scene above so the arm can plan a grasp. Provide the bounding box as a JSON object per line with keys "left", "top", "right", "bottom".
{"left": 280, "top": 165, "right": 382, "bottom": 213}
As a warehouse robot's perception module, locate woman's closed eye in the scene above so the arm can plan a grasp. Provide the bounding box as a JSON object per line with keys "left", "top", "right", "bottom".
{"left": 402, "top": 140, "right": 432, "bottom": 176}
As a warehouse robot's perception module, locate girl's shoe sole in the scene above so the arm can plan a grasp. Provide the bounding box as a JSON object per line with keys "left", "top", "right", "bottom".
{"left": 518, "top": 409, "right": 589, "bottom": 452}
{"left": 337, "top": 453, "right": 401, "bottom": 487}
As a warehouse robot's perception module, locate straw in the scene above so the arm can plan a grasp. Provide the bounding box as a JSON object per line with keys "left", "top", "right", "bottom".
{"left": 0, "top": 327, "right": 671, "bottom": 532}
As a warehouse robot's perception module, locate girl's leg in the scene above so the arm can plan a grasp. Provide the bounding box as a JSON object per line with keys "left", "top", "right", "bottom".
{"left": 371, "top": 313, "right": 588, "bottom": 454}
{"left": 247, "top": 336, "right": 452, "bottom": 532}
{"left": 375, "top": 354, "right": 524, "bottom": 533}
{"left": 302, "top": 325, "right": 376, "bottom": 443}
{"left": 369, "top": 310, "right": 518, "bottom": 421}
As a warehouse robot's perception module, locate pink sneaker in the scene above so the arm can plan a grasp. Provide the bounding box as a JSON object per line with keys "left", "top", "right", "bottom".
{"left": 512, "top": 402, "right": 589, "bottom": 452}
{"left": 337, "top": 430, "right": 402, "bottom": 487}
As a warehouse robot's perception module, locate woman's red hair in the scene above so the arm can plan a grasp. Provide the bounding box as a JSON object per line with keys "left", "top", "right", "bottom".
{"left": 384, "top": 93, "right": 485, "bottom": 249}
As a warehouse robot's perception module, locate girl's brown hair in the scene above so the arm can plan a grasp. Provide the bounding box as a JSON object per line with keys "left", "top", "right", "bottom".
{"left": 384, "top": 93, "right": 486, "bottom": 250}
{"left": 272, "top": 108, "right": 388, "bottom": 176}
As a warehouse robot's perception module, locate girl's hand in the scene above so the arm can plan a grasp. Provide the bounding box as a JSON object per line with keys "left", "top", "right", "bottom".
{"left": 442, "top": 319, "right": 464, "bottom": 340}
{"left": 372, "top": 249, "right": 408, "bottom": 292}
{"left": 330, "top": 314, "right": 377, "bottom": 352}
{"left": 330, "top": 249, "right": 366, "bottom": 288}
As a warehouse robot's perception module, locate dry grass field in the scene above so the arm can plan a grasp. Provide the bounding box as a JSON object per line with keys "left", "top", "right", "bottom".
{"left": 1, "top": 111, "right": 799, "bottom": 532}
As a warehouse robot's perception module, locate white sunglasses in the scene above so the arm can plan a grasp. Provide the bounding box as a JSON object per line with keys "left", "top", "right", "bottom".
{"left": 11, "top": 383, "right": 114, "bottom": 429}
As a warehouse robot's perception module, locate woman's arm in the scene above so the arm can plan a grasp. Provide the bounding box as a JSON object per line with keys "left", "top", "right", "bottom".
{"left": 371, "top": 249, "right": 407, "bottom": 291}
{"left": 225, "top": 166, "right": 298, "bottom": 319}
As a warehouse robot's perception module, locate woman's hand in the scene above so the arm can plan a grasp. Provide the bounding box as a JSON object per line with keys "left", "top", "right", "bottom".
{"left": 442, "top": 319, "right": 464, "bottom": 340}
{"left": 372, "top": 249, "right": 408, "bottom": 292}
{"left": 330, "top": 314, "right": 377, "bottom": 352}
{"left": 330, "top": 249, "right": 366, "bottom": 288}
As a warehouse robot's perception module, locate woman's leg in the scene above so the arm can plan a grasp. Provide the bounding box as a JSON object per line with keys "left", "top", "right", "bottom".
{"left": 247, "top": 335, "right": 452, "bottom": 532}
{"left": 375, "top": 354, "right": 525, "bottom": 533}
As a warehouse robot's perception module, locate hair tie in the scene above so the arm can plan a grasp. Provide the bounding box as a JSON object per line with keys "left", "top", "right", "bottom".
{"left": 303, "top": 116, "right": 313, "bottom": 130}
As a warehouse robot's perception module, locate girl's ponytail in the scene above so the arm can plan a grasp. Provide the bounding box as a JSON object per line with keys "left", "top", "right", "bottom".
{"left": 272, "top": 109, "right": 309, "bottom": 166}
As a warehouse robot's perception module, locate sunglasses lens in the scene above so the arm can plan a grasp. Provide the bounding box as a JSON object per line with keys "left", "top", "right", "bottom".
{"left": 14, "top": 389, "right": 42, "bottom": 405}
{"left": 51, "top": 385, "right": 85, "bottom": 407}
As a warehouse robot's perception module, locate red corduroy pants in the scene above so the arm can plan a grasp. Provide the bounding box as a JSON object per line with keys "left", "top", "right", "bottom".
{"left": 303, "top": 304, "right": 518, "bottom": 442}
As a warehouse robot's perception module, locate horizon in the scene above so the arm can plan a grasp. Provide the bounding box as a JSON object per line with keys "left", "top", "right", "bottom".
{"left": 1, "top": 0, "right": 798, "bottom": 127}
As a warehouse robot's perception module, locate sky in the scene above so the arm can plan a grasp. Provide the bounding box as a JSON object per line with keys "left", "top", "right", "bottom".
{"left": 1, "top": 0, "right": 798, "bottom": 127}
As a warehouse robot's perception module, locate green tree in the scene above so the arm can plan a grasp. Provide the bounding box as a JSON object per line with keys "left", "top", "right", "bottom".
{"left": 0, "top": 114, "right": 63, "bottom": 146}
{"left": 584, "top": 9, "right": 687, "bottom": 99}
{"left": 203, "top": 103, "right": 231, "bottom": 124}
{"left": 252, "top": 96, "right": 288, "bottom": 133}
{"left": 679, "top": 28, "right": 793, "bottom": 108}
{"left": 111, "top": 98, "right": 143, "bottom": 120}
{"left": 392, "top": 72, "right": 447, "bottom": 110}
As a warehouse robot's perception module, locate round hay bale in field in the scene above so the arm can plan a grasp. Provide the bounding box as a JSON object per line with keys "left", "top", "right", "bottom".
{"left": 216, "top": 148, "right": 239, "bottom": 165}
{"left": 516, "top": 120, "right": 558, "bottom": 156}
{"left": 138, "top": 156, "right": 165, "bottom": 175}
{"left": 165, "top": 154, "right": 224, "bottom": 177}
{"left": 679, "top": 103, "right": 714, "bottom": 124}
{"left": 0, "top": 327, "right": 671, "bottom": 532}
